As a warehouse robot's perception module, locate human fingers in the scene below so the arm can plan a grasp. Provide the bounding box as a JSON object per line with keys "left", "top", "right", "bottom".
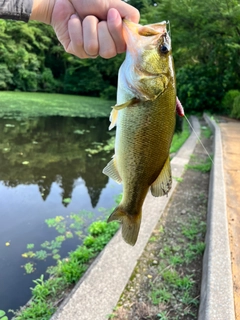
{"left": 108, "top": 0, "right": 140, "bottom": 23}
{"left": 107, "top": 8, "right": 125, "bottom": 54}
{"left": 67, "top": 14, "right": 89, "bottom": 58}
{"left": 98, "top": 21, "right": 117, "bottom": 59}
{"left": 82, "top": 15, "right": 99, "bottom": 57}
{"left": 71, "top": 0, "right": 140, "bottom": 23}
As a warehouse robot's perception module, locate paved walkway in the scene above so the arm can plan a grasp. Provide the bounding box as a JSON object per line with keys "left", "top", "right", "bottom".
{"left": 220, "top": 117, "right": 240, "bottom": 320}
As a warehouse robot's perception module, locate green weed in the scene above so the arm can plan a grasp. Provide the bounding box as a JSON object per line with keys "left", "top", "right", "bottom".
{"left": 0, "top": 310, "right": 8, "bottom": 320}
{"left": 35, "top": 250, "right": 48, "bottom": 260}
{"left": 185, "top": 157, "right": 212, "bottom": 173}
{"left": 157, "top": 311, "right": 169, "bottom": 320}
{"left": 173, "top": 176, "right": 183, "bottom": 183}
{"left": 201, "top": 126, "right": 212, "bottom": 138}
{"left": 15, "top": 212, "right": 119, "bottom": 319}
{"left": 150, "top": 287, "right": 171, "bottom": 305}
{"left": 23, "top": 263, "right": 35, "bottom": 274}
{"left": 26, "top": 244, "right": 34, "bottom": 250}
{"left": 170, "top": 119, "right": 190, "bottom": 154}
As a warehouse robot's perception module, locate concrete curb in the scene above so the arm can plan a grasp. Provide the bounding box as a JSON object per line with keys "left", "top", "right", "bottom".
{"left": 51, "top": 117, "right": 200, "bottom": 320}
{"left": 198, "top": 114, "right": 235, "bottom": 320}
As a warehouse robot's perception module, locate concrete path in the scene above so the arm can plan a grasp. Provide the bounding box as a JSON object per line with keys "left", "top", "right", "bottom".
{"left": 220, "top": 118, "right": 240, "bottom": 319}
{"left": 51, "top": 117, "right": 200, "bottom": 320}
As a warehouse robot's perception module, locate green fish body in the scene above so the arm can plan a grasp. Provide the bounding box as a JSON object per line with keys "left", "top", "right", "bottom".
{"left": 103, "top": 20, "right": 176, "bottom": 245}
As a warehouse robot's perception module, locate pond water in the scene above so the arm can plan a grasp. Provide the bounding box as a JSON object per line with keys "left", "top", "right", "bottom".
{"left": 0, "top": 116, "right": 122, "bottom": 318}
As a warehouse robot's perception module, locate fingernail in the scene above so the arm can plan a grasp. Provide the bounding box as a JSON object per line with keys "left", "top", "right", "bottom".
{"left": 70, "top": 14, "right": 78, "bottom": 20}
{"left": 108, "top": 8, "right": 118, "bottom": 22}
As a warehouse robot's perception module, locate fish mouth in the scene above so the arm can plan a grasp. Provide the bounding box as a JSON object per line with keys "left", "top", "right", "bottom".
{"left": 123, "top": 20, "right": 167, "bottom": 40}
{"left": 122, "top": 20, "right": 168, "bottom": 56}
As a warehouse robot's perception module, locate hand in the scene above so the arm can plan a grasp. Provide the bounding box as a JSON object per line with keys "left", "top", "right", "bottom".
{"left": 30, "top": 0, "right": 140, "bottom": 59}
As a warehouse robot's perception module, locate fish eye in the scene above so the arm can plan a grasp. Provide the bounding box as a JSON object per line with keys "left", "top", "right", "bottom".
{"left": 160, "top": 44, "right": 169, "bottom": 54}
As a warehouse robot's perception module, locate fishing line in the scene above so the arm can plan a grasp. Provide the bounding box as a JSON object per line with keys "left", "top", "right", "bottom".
{"left": 184, "top": 115, "right": 214, "bottom": 165}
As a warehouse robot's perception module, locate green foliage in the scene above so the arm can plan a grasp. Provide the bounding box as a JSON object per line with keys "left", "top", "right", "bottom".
{"left": 142, "top": 0, "right": 240, "bottom": 114}
{"left": 170, "top": 118, "right": 190, "bottom": 154}
{"left": 221, "top": 90, "right": 240, "bottom": 115}
{"left": 23, "top": 262, "right": 35, "bottom": 274}
{"left": 185, "top": 157, "right": 212, "bottom": 173}
{"left": 0, "top": 310, "right": 8, "bottom": 320}
{"left": 13, "top": 300, "right": 55, "bottom": 320}
{"left": 35, "top": 250, "right": 48, "bottom": 260}
{"left": 88, "top": 221, "right": 108, "bottom": 236}
{"left": 201, "top": 126, "right": 212, "bottom": 139}
{"left": 27, "top": 244, "right": 35, "bottom": 249}
{"left": 100, "top": 86, "right": 117, "bottom": 100}
{"left": 150, "top": 288, "right": 171, "bottom": 304}
{"left": 231, "top": 94, "right": 240, "bottom": 119}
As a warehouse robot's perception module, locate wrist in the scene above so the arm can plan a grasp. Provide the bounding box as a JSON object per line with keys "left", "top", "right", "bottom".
{"left": 30, "top": 0, "right": 55, "bottom": 24}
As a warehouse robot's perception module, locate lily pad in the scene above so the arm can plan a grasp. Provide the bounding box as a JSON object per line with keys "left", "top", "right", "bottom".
{"left": 63, "top": 198, "right": 71, "bottom": 204}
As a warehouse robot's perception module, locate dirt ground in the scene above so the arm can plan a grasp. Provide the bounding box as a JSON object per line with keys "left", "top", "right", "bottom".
{"left": 110, "top": 119, "right": 212, "bottom": 320}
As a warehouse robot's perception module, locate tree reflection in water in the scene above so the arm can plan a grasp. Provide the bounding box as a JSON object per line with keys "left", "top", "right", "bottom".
{"left": 0, "top": 116, "right": 115, "bottom": 207}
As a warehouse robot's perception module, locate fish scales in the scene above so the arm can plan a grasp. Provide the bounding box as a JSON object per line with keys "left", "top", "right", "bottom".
{"left": 103, "top": 20, "right": 176, "bottom": 246}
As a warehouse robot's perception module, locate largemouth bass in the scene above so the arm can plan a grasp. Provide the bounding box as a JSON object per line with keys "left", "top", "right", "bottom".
{"left": 103, "top": 20, "right": 176, "bottom": 246}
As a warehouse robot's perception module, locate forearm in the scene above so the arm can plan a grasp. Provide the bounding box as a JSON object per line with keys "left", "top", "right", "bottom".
{"left": 0, "top": 0, "right": 33, "bottom": 21}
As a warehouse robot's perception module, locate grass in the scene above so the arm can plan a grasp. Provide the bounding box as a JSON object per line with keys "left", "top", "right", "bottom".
{"left": 146, "top": 216, "right": 206, "bottom": 319}
{"left": 201, "top": 125, "right": 212, "bottom": 139}
{"left": 170, "top": 118, "right": 190, "bottom": 154}
{"left": 0, "top": 92, "right": 114, "bottom": 118}
{"left": 185, "top": 157, "right": 212, "bottom": 173}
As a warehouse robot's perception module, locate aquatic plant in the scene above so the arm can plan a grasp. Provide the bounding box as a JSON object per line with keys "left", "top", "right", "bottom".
{"left": 0, "top": 310, "right": 8, "bottom": 320}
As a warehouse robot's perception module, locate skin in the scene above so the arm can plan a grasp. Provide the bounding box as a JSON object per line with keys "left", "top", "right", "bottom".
{"left": 30, "top": 0, "right": 140, "bottom": 59}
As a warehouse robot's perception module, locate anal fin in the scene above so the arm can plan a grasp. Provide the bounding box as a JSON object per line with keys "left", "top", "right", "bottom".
{"left": 150, "top": 157, "right": 172, "bottom": 197}
{"left": 102, "top": 157, "right": 122, "bottom": 184}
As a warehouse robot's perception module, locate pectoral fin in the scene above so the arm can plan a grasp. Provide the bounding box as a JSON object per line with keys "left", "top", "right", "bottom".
{"left": 102, "top": 157, "right": 122, "bottom": 184}
{"left": 113, "top": 98, "right": 139, "bottom": 110}
{"left": 150, "top": 157, "right": 172, "bottom": 197}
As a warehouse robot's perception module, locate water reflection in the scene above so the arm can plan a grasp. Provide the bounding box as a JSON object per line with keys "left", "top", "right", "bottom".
{"left": 0, "top": 116, "right": 115, "bottom": 207}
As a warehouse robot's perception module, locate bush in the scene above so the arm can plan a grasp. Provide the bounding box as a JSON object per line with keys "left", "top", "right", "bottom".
{"left": 221, "top": 90, "right": 240, "bottom": 115}
{"left": 176, "top": 64, "right": 225, "bottom": 114}
{"left": 100, "top": 85, "right": 117, "bottom": 100}
{"left": 231, "top": 94, "right": 240, "bottom": 120}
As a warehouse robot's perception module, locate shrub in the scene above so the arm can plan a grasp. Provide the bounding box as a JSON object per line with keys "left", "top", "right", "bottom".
{"left": 231, "top": 94, "right": 240, "bottom": 120}
{"left": 221, "top": 90, "right": 240, "bottom": 115}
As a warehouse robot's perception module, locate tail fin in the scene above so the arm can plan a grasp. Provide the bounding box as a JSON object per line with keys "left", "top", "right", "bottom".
{"left": 107, "top": 206, "right": 142, "bottom": 246}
